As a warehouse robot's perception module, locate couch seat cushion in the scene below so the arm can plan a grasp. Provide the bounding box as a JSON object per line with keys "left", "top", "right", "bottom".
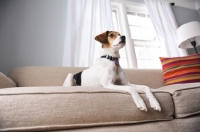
{"left": 0, "top": 87, "right": 173, "bottom": 131}
{"left": 158, "top": 83, "right": 200, "bottom": 118}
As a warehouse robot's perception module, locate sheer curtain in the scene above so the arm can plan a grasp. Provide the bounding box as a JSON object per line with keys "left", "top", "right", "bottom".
{"left": 63, "top": 0, "right": 114, "bottom": 67}
{"left": 144, "top": 0, "right": 187, "bottom": 57}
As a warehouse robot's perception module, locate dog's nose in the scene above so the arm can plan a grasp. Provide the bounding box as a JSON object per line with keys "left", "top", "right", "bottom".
{"left": 121, "top": 36, "right": 126, "bottom": 41}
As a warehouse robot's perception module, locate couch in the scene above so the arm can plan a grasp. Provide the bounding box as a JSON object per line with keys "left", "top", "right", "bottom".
{"left": 0, "top": 66, "right": 200, "bottom": 132}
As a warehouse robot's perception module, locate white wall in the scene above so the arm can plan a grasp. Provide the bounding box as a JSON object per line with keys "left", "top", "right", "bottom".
{"left": 165, "top": 0, "right": 196, "bottom": 9}
{"left": 0, "top": 0, "right": 67, "bottom": 74}
{"left": 127, "top": 0, "right": 196, "bottom": 9}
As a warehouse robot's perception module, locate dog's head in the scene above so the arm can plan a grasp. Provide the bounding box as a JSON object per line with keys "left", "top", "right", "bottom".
{"left": 95, "top": 31, "right": 126, "bottom": 49}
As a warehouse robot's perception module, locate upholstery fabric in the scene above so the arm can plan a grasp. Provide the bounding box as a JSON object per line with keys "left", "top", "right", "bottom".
{"left": 7, "top": 66, "right": 86, "bottom": 87}
{"left": 0, "top": 86, "right": 173, "bottom": 131}
{"left": 160, "top": 54, "right": 200, "bottom": 85}
{"left": 63, "top": 115, "right": 200, "bottom": 132}
{"left": 0, "top": 72, "right": 16, "bottom": 88}
{"left": 123, "top": 69, "right": 164, "bottom": 88}
{"left": 158, "top": 83, "right": 200, "bottom": 118}
{"left": 8, "top": 66, "right": 164, "bottom": 88}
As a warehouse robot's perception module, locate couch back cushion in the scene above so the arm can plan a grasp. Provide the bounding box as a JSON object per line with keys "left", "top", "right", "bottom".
{"left": 8, "top": 66, "right": 164, "bottom": 88}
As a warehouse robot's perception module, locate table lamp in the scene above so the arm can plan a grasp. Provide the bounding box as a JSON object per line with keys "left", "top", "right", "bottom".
{"left": 177, "top": 21, "right": 200, "bottom": 54}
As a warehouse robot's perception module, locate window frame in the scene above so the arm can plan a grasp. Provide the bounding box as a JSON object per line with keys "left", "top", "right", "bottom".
{"left": 111, "top": 0, "right": 166, "bottom": 69}
{"left": 111, "top": 0, "right": 137, "bottom": 68}
{"left": 127, "top": 11, "right": 164, "bottom": 69}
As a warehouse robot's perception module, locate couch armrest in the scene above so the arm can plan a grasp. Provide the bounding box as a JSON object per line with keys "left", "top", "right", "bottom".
{"left": 0, "top": 72, "right": 17, "bottom": 88}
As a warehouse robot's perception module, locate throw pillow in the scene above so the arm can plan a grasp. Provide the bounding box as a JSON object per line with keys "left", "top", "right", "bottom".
{"left": 160, "top": 54, "right": 200, "bottom": 85}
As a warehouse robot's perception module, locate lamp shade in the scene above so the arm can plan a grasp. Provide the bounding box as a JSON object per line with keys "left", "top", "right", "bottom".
{"left": 177, "top": 21, "right": 200, "bottom": 49}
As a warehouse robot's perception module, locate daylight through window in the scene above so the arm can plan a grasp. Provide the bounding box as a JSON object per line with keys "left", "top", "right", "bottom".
{"left": 112, "top": 2, "right": 167, "bottom": 69}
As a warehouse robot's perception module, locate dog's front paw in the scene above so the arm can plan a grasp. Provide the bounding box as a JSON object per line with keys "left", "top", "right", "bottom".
{"left": 149, "top": 97, "right": 161, "bottom": 111}
{"left": 131, "top": 94, "right": 147, "bottom": 112}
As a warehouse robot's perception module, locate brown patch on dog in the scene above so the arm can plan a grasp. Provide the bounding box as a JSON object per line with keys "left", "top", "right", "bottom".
{"left": 95, "top": 31, "right": 109, "bottom": 43}
{"left": 95, "top": 31, "right": 120, "bottom": 48}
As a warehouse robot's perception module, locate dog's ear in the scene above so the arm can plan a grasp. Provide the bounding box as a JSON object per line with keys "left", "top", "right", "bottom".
{"left": 95, "top": 31, "right": 109, "bottom": 43}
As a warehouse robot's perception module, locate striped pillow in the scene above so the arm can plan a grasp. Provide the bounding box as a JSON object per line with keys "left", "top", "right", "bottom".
{"left": 160, "top": 54, "right": 200, "bottom": 85}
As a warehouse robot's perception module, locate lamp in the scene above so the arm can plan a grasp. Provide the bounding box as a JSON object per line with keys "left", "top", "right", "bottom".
{"left": 177, "top": 21, "right": 200, "bottom": 54}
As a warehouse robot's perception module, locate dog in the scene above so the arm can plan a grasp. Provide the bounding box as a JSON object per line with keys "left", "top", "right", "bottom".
{"left": 63, "top": 31, "right": 161, "bottom": 112}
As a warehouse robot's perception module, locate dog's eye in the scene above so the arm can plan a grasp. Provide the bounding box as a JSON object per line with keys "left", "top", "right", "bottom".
{"left": 109, "top": 34, "right": 114, "bottom": 38}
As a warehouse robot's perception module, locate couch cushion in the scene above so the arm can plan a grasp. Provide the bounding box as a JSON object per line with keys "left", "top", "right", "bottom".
{"left": 124, "top": 69, "right": 164, "bottom": 88}
{"left": 0, "top": 87, "right": 173, "bottom": 131}
{"left": 158, "top": 83, "right": 200, "bottom": 118}
{"left": 8, "top": 66, "right": 164, "bottom": 88}
{"left": 7, "top": 66, "right": 87, "bottom": 87}
{"left": 62, "top": 115, "right": 200, "bottom": 132}
{"left": 0, "top": 72, "right": 16, "bottom": 88}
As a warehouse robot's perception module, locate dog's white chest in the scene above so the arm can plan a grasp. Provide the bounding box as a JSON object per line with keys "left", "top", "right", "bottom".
{"left": 81, "top": 58, "right": 119, "bottom": 87}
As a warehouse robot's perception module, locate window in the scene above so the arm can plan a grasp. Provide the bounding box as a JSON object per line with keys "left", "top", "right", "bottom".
{"left": 111, "top": 1, "right": 167, "bottom": 69}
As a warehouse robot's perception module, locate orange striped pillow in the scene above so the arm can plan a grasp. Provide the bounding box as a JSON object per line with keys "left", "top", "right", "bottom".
{"left": 160, "top": 54, "right": 200, "bottom": 85}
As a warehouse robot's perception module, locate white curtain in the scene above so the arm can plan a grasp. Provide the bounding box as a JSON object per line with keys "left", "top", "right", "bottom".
{"left": 144, "top": 0, "right": 187, "bottom": 57}
{"left": 63, "top": 0, "right": 114, "bottom": 67}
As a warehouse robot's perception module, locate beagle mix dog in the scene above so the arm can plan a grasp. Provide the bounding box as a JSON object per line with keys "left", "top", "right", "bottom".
{"left": 63, "top": 31, "right": 161, "bottom": 112}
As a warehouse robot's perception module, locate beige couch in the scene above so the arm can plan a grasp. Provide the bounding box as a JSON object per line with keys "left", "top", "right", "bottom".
{"left": 0, "top": 66, "right": 200, "bottom": 132}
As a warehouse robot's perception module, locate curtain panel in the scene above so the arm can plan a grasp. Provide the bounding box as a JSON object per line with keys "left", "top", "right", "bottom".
{"left": 144, "top": 0, "right": 187, "bottom": 57}
{"left": 63, "top": 0, "right": 114, "bottom": 67}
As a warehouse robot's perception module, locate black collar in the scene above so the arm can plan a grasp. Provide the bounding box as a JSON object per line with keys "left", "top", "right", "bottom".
{"left": 101, "top": 55, "right": 119, "bottom": 61}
